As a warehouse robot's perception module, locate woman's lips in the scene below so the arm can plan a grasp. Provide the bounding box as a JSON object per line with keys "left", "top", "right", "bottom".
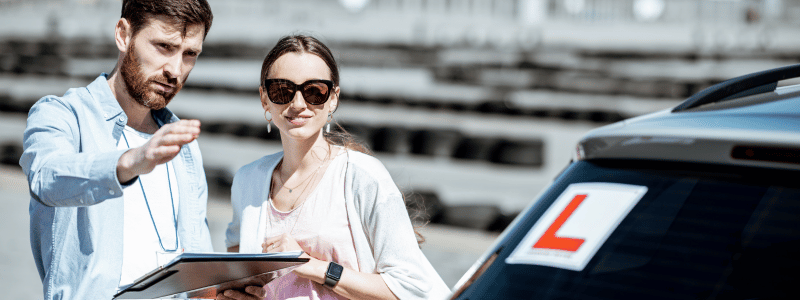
{"left": 287, "top": 116, "right": 310, "bottom": 126}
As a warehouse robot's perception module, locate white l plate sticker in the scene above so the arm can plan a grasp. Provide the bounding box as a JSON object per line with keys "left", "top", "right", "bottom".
{"left": 506, "top": 183, "right": 648, "bottom": 271}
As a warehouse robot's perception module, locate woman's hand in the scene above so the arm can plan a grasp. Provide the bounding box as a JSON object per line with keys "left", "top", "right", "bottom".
{"left": 262, "top": 233, "right": 326, "bottom": 282}
{"left": 263, "top": 233, "right": 398, "bottom": 299}
{"left": 262, "top": 233, "right": 304, "bottom": 253}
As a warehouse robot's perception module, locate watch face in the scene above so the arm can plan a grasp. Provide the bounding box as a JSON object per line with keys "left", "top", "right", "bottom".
{"left": 328, "top": 262, "right": 344, "bottom": 280}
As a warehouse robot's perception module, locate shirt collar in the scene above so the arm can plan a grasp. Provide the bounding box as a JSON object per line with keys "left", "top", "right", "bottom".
{"left": 87, "top": 73, "right": 123, "bottom": 122}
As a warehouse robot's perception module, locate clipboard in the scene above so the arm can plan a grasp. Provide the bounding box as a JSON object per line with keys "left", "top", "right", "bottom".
{"left": 113, "top": 251, "right": 308, "bottom": 299}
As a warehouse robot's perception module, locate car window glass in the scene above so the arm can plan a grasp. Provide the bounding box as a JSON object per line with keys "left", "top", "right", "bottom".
{"left": 589, "top": 178, "right": 695, "bottom": 275}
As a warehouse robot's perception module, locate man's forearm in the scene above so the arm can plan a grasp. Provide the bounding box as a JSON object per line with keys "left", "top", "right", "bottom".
{"left": 116, "top": 148, "right": 142, "bottom": 183}
{"left": 24, "top": 149, "right": 128, "bottom": 207}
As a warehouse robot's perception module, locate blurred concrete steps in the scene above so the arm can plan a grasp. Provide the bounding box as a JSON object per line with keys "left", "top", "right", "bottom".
{"left": 0, "top": 113, "right": 27, "bottom": 169}
{"left": 0, "top": 70, "right": 679, "bottom": 123}
{"left": 3, "top": 39, "right": 798, "bottom": 101}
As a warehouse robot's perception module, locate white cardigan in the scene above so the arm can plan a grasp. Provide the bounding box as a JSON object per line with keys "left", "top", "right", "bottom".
{"left": 225, "top": 150, "right": 451, "bottom": 300}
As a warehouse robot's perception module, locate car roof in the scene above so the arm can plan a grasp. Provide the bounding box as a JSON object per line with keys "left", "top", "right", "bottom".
{"left": 579, "top": 77, "right": 800, "bottom": 171}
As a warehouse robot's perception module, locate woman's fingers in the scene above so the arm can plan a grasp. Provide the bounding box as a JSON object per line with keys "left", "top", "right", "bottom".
{"left": 264, "top": 235, "right": 282, "bottom": 245}
{"left": 261, "top": 241, "right": 280, "bottom": 253}
{"left": 262, "top": 236, "right": 281, "bottom": 252}
{"left": 263, "top": 233, "right": 304, "bottom": 253}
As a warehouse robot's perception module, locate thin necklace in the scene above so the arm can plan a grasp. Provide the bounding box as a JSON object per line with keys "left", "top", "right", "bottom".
{"left": 267, "top": 150, "right": 332, "bottom": 236}
{"left": 267, "top": 162, "right": 325, "bottom": 236}
{"left": 274, "top": 159, "right": 326, "bottom": 194}
{"left": 121, "top": 130, "right": 179, "bottom": 252}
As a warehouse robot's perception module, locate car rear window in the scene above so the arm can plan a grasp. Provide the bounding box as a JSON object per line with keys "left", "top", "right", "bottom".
{"left": 453, "top": 160, "right": 800, "bottom": 300}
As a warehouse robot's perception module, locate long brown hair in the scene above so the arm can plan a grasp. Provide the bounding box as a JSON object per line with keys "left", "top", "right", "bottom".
{"left": 260, "top": 35, "right": 426, "bottom": 244}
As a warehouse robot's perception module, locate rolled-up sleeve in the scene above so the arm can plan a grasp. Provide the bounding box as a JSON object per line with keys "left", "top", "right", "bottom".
{"left": 20, "top": 96, "right": 127, "bottom": 207}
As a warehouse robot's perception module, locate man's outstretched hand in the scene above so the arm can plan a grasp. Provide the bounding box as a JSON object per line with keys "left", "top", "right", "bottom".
{"left": 117, "top": 119, "right": 201, "bottom": 183}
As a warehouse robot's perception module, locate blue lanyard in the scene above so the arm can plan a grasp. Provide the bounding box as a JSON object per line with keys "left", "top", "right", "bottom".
{"left": 121, "top": 131, "right": 179, "bottom": 252}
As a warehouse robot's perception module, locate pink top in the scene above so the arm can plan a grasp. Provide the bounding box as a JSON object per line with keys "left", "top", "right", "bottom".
{"left": 263, "top": 152, "right": 358, "bottom": 300}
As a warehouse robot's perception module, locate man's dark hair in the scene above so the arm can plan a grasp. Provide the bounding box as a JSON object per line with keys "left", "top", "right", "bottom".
{"left": 121, "top": 0, "right": 213, "bottom": 38}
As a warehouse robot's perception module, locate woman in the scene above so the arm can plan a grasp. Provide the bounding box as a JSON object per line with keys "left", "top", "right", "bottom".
{"left": 220, "top": 35, "right": 451, "bottom": 300}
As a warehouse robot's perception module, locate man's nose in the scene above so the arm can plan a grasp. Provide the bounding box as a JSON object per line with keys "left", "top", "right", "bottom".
{"left": 163, "top": 54, "right": 182, "bottom": 79}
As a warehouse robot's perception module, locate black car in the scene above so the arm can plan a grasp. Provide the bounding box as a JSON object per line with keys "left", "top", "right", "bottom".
{"left": 449, "top": 64, "right": 800, "bottom": 299}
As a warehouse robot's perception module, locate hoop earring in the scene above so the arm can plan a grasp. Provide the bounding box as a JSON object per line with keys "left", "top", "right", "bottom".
{"left": 326, "top": 112, "right": 333, "bottom": 133}
{"left": 264, "top": 110, "right": 272, "bottom": 133}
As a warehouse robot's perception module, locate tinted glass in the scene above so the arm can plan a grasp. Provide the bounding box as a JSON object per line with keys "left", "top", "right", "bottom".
{"left": 454, "top": 160, "right": 800, "bottom": 300}
{"left": 264, "top": 79, "right": 332, "bottom": 105}
{"left": 301, "top": 81, "right": 330, "bottom": 105}
{"left": 266, "top": 80, "right": 294, "bottom": 104}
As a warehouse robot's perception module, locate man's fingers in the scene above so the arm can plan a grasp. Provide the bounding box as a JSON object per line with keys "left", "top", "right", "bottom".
{"left": 167, "top": 119, "right": 201, "bottom": 128}
{"left": 161, "top": 124, "right": 200, "bottom": 137}
{"left": 215, "top": 292, "right": 236, "bottom": 300}
{"left": 182, "top": 119, "right": 201, "bottom": 127}
{"left": 154, "top": 145, "right": 181, "bottom": 157}
{"left": 181, "top": 119, "right": 201, "bottom": 128}
{"left": 126, "top": 120, "right": 201, "bottom": 178}
{"left": 173, "top": 119, "right": 201, "bottom": 132}
{"left": 245, "top": 286, "right": 267, "bottom": 298}
{"left": 157, "top": 133, "right": 197, "bottom": 146}
{"left": 158, "top": 119, "right": 201, "bottom": 136}
{"left": 142, "top": 145, "right": 181, "bottom": 165}
{"left": 221, "top": 289, "right": 260, "bottom": 300}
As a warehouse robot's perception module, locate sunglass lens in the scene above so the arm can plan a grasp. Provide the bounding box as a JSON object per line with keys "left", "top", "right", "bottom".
{"left": 303, "top": 82, "right": 330, "bottom": 105}
{"left": 268, "top": 81, "right": 294, "bottom": 104}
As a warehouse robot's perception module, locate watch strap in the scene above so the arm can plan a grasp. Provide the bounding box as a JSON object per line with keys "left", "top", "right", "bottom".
{"left": 324, "top": 261, "right": 343, "bottom": 288}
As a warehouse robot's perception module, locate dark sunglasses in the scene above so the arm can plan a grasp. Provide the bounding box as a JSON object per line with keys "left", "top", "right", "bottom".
{"left": 263, "top": 79, "right": 334, "bottom": 105}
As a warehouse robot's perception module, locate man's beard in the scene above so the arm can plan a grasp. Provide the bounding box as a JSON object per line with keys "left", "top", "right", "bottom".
{"left": 120, "top": 41, "right": 182, "bottom": 110}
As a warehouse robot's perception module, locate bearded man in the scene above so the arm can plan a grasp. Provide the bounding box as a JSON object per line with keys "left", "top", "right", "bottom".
{"left": 19, "top": 1, "right": 214, "bottom": 299}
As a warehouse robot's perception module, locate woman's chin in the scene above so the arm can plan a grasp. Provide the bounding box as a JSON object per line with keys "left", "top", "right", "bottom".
{"left": 282, "top": 127, "right": 322, "bottom": 141}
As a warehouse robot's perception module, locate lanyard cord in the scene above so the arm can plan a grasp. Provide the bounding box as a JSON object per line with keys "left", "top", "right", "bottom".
{"left": 121, "top": 131, "right": 179, "bottom": 252}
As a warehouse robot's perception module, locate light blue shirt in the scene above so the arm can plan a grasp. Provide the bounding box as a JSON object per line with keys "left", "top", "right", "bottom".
{"left": 20, "top": 74, "right": 213, "bottom": 300}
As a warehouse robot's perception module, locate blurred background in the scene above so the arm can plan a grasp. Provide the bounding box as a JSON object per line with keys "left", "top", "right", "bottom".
{"left": 2, "top": 0, "right": 799, "bottom": 298}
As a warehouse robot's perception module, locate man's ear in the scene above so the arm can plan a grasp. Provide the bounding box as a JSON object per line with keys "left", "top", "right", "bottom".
{"left": 114, "top": 18, "right": 132, "bottom": 53}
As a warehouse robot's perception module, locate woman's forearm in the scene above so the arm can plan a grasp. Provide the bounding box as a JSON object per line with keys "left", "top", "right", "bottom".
{"left": 294, "top": 258, "right": 399, "bottom": 300}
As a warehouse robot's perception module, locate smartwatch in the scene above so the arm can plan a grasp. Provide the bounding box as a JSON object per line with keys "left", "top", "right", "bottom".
{"left": 324, "top": 261, "right": 344, "bottom": 288}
